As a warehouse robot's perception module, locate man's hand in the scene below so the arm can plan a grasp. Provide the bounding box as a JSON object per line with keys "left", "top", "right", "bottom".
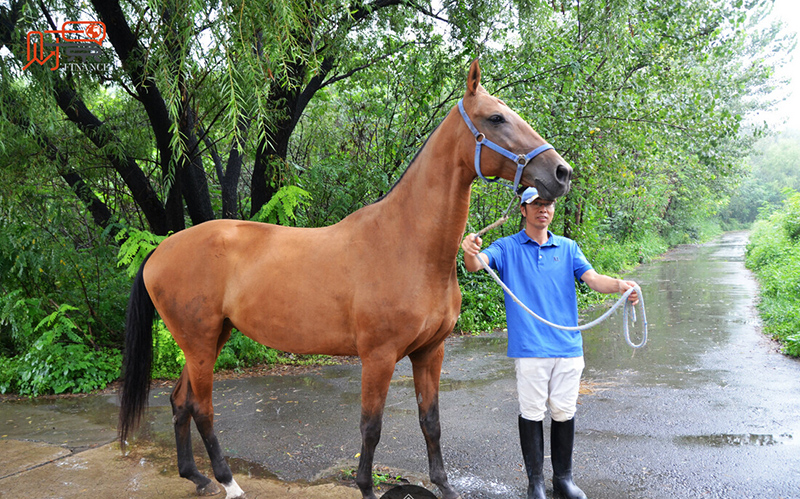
{"left": 618, "top": 280, "right": 640, "bottom": 305}
{"left": 461, "top": 233, "right": 483, "bottom": 256}
{"left": 461, "top": 234, "right": 488, "bottom": 272}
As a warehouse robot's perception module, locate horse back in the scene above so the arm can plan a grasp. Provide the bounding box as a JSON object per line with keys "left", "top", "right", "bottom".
{"left": 143, "top": 217, "right": 460, "bottom": 358}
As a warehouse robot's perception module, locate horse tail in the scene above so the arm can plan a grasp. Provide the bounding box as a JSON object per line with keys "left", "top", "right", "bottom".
{"left": 118, "top": 251, "right": 156, "bottom": 449}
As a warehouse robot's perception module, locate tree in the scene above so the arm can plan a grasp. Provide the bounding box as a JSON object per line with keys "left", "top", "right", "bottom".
{"left": 722, "top": 128, "right": 800, "bottom": 226}
{"left": 0, "top": 0, "right": 458, "bottom": 234}
{"left": 472, "top": 0, "right": 788, "bottom": 245}
{"left": 0, "top": 0, "right": 794, "bottom": 392}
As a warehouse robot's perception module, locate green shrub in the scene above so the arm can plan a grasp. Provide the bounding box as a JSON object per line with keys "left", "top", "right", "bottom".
{"left": 456, "top": 262, "right": 506, "bottom": 334}
{"left": 150, "top": 320, "right": 186, "bottom": 379}
{"left": 215, "top": 330, "right": 279, "bottom": 371}
{"left": 781, "top": 193, "right": 800, "bottom": 241}
{"left": 0, "top": 305, "right": 121, "bottom": 395}
{"left": 116, "top": 227, "right": 168, "bottom": 278}
{"left": 746, "top": 198, "right": 800, "bottom": 358}
{"left": 785, "top": 333, "right": 800, "bottom": 357}
{"left": 251, "top": 185, "right": 312, "bottom": 226}
{"left": 1, "top": 205, "right": 129, "bottom": 357}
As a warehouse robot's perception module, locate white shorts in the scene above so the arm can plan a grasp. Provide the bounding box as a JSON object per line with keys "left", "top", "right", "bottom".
{"left": 515, "top": 356, "right": 585, "bottom": 422}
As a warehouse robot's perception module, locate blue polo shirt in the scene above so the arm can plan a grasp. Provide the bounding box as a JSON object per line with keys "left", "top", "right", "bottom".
{"left": 482, "top": 230, "right": 593, "bottom": 358}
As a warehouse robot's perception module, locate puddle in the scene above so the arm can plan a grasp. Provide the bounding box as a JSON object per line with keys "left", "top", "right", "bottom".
{"left": 0, "top": 394, "right": 119, "bottom": 450}
{"left": 676, "top": 433, "right": 794, "bottom": 447}
{"left": 228, "top": 456, "right": 280, "bottom": 480}
{"left": 449, "top": 472, "right": 518, "bottom": 498}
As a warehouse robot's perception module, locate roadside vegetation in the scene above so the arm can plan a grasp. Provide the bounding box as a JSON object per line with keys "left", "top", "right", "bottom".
{"left": 745, "top": 191, "right": 800, "bottom": 358}
{"left": 734, "top": 128, "right": 800, "bottom": 359}
{"left": 0, "top": 0, "right": 794, "bottom": 395}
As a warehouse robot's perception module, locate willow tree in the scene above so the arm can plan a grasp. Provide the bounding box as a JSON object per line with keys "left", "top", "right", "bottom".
{"left": 0, "top": 0, "right": 469, "bottom": 234}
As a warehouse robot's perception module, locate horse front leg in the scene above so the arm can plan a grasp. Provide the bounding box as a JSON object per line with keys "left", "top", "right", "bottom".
{"left": 356, "top": 356, "right": 396, "bottom": 499}
{"left": 410, "top": 342, "right": 461, "bottom": 499}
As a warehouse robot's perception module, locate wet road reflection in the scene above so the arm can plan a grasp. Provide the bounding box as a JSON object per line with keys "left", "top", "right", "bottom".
{"left": 2, "top": 232, "right": 799, "bottom": 499}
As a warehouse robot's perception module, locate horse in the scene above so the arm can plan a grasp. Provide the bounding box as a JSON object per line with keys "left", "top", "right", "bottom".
{"left": 118, "top": 59, "right": 572, "bottom": 499}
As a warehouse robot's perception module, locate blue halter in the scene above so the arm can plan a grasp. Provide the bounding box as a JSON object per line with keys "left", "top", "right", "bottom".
{"left": 457, "top": 99, "right": 554, "bottom": 192}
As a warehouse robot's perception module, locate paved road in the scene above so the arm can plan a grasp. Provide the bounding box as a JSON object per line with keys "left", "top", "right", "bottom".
{"left": 2, "top": 231, "right": 800, "bottom": 498}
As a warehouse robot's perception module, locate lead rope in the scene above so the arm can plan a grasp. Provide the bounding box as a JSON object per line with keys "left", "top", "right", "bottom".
{"left": 468, "top": 198, "right": 648, "bottom": 349}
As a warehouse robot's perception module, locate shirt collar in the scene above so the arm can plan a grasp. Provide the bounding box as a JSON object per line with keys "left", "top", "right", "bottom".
{"left": 516, "top": 230, "right": 557, "bottom": 247}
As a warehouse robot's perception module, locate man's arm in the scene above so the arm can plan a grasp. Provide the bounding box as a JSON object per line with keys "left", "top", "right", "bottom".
{"left": 580, "top": 269, "right": 639, "bottom": 305}
{"left": 461, "top": 234, "right": 490, "bottom": 272}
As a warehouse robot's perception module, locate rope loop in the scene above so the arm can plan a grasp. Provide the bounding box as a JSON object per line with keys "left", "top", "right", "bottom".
{"left": 479, "top": 257, "right": 647, "bottom": 348}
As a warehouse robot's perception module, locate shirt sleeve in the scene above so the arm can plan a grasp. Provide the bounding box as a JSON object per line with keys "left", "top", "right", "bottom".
{"left": 481, "top": 239, "right": 505, "bottom": 274}
{"left": 572, "top": 241, "right": 593, "bottom": 281}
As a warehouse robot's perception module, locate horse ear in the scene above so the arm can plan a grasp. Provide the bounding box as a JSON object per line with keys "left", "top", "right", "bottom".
{"left": 467, "top": 59, "right": 481, "bottom": 95}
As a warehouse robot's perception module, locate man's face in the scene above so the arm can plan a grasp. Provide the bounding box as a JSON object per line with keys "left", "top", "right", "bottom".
{"left": 522, "top": 199, "right": 555, "bottom": 229}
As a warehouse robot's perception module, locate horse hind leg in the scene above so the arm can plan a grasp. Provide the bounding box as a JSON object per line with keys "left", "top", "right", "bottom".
{"left": 171, "top": 325, "right": 244, "bottom": 498}
{"left": 171, "top": 369, "right": 219, "bottom": 495}
{"left": 409, "top": 343, "right": 461, "bottom": 499}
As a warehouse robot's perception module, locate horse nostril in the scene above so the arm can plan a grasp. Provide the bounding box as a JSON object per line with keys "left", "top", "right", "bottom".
{"left": 557, "top": 164, "right": 572, "bottom": 184}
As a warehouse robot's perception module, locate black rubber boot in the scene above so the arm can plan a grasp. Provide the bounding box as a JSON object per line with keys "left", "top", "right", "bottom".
{"left": 551, "top": 418, "right": 587, "bottom": 499}
{"left": 518, "top": 415, "right": 546, "bottom": 499}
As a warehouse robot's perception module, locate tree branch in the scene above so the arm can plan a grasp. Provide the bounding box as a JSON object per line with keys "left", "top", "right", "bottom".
{"left": 90, "top": 0, "right": 185, "bottom": 231}
{"left": 3, "top": 91, "right": 114, "bottom": 230}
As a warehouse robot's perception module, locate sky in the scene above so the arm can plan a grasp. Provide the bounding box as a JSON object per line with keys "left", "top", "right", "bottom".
{"left": 757, "top": 0, "right": 800, "bottom": 131}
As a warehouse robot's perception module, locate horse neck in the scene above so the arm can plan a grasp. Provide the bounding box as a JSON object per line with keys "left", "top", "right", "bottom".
{"left": 374, "top": 111, "right": 475, "bottom": 266}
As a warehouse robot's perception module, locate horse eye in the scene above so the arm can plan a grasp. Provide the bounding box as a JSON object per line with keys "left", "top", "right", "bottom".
{"left": 488, "top": 114, "right": 506, "bottom": 124}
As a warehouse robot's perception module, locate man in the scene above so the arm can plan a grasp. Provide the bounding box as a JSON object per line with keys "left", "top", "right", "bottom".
{"left": 461, "top": 187, "right": 639, "bottom": 499}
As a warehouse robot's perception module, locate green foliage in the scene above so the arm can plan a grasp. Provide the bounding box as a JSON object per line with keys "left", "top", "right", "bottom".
{"left": 722, "top": 130, "right": 800, "bottom": 227}
{"left": 150, "top": 320, "right": 186, "bottom": 379}
{"left": 251, "top": 185, "right": 312, "bottom": 226}
{"left": 0, "top": 198, "right": 129, "bottom": 395}
{"left": 455, "top": 258, "right": 506, "bottom": 334}
{"left": 292, "top": 45, "right": 457, "bottom": 228}
{"left": 785, "top": 333, "right": 800, "bottom": 358}
{"left": 745, "top": 194, "right": 800, "bottom": 357}
{"left": 214, "top": 330, "right": 279, "bottom": 371}
{"left": 0, "top": 305, "right": 122, "bottom": 395}
{"left": 116, "top": 228, "right": 169, "bottom": 278}
{"left": 782, "top": 192, "right": 800, "bottom": 241}
{"left": 339, "top": 467, "right": 407, "bottom": 488}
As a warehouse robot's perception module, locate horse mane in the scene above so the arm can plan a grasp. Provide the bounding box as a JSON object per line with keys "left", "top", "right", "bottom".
{"left": 371, "top": 122, "right": 441, "bottom": 204}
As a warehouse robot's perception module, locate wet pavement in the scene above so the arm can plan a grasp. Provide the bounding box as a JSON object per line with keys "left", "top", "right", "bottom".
{"left": 2, "top": 231, "right": 800, "bottom": 498}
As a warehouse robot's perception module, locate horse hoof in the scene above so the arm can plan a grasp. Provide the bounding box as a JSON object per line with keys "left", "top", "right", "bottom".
{"left": 196, "top": 481, "right": 220, "bottom": 496}
{"left": 440, "top": 487, "right": 462, "bottom": 499}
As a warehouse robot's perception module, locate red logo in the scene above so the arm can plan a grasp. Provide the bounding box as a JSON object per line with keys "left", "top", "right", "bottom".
{"left": 24, "top": 21, "right": 106, "bottom": 71}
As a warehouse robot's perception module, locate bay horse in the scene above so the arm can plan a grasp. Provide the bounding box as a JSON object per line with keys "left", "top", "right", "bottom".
{"left": 119, "top": 59, "right": 572, "bottom": 499}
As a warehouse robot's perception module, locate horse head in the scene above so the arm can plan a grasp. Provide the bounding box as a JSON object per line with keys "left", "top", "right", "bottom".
{"left": 458, "top": 59, "right": 572, "bottom": 200}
